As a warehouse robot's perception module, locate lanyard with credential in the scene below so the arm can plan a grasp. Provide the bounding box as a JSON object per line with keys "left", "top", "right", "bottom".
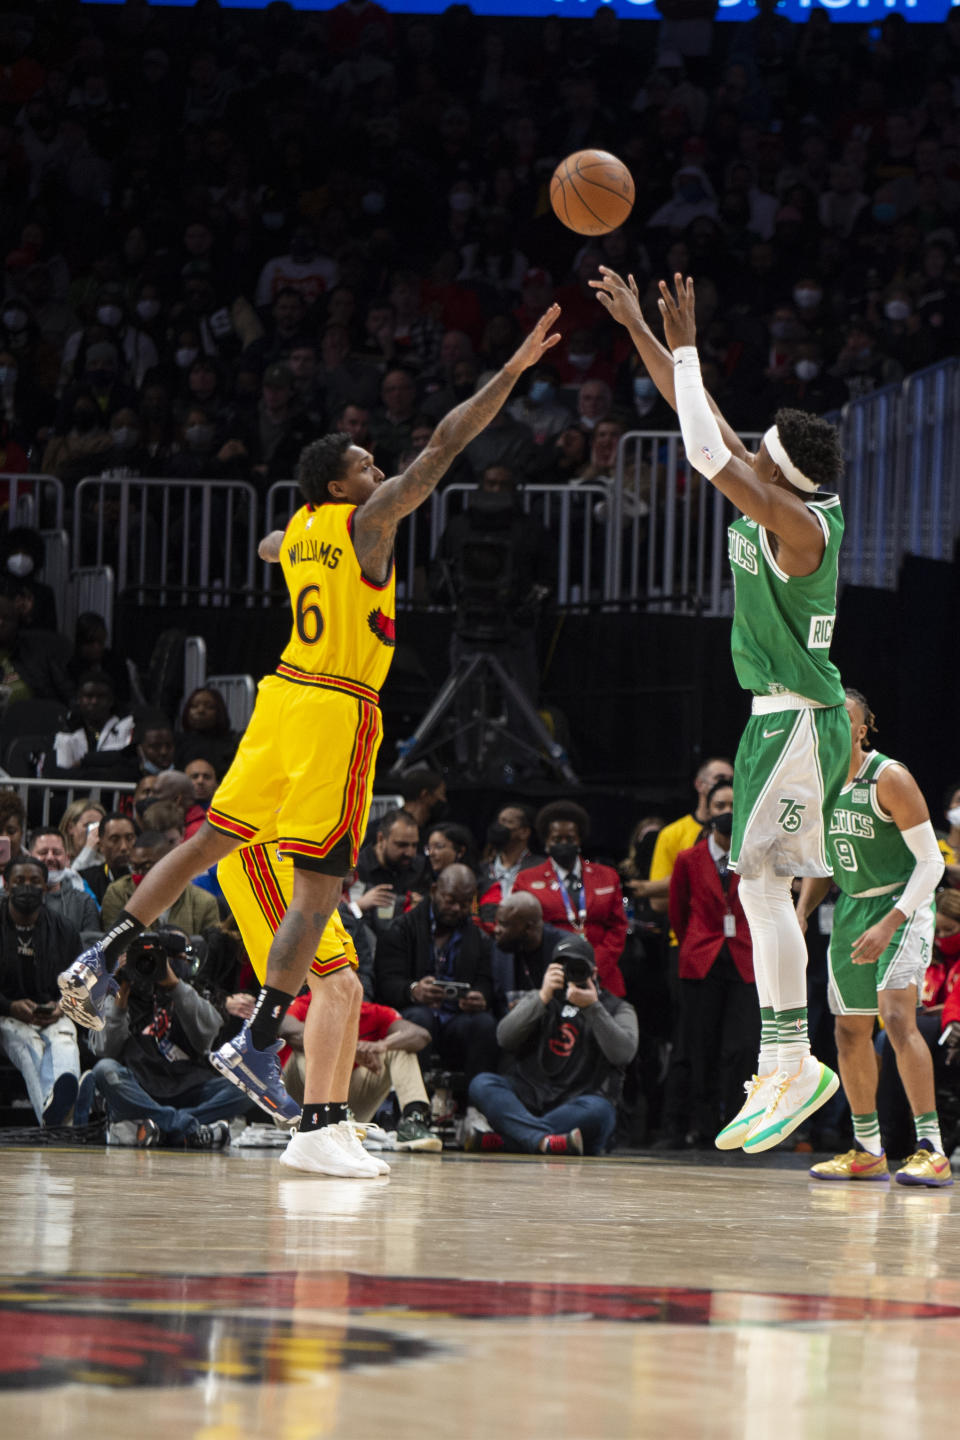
{"left": 551, "top": 861, "right": 587, "bottom": 932}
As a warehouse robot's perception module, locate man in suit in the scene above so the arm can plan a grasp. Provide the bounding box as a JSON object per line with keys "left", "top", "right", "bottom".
{"left": 374, "top": 863, "right": 497, "bottom": 1081}
{"left": 512, "top": 800, "right": 628, "bottom": 997}
{"left": 668, "top": 779, "right": 758, "bottom": 1145}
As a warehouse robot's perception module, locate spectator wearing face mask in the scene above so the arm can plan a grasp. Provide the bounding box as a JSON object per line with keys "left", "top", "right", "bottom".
{"left": 830, "top": 319, "right": 904, "bottom": 402}
{"left": 761, "top": 339, "right": 847, "bottom": 417}
{"left": 98, "top": 406, "right": 148, "bottom": 475}
{"left": 556, "top": 333, "right": 616, "bottom": 390}
{"left": 0, "top": 526, "right": 58, "bottom": 631}
{"left": 648, "top": 165, "right": 719, "bottom": 233}
{"left": 60, "top": 289, "right": 159, "bottom": 391}
{"left": 40, "top": 388, "right": 113, "bottom": 482}
{"left": 512, "top": 801, "right": 628, "bottom": 998}
{"left": 872, "top": 284, "right": 937, "bottom": 374}
{"left": 668, "top": 780, "right": 757, "bottom": 1146}
{"left": 507, "top": 364, "right": 572, "bottom": 444}
{"left": 28, "top": 829, "right": 101, "bottom": 933}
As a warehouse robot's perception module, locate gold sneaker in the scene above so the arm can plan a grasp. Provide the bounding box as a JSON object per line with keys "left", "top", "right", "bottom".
{"left": 894, "top": 1146, "right": 954, "bottom": 1188}
{"left": 810, "top": 1148, "right": 889, "bottom": 1182}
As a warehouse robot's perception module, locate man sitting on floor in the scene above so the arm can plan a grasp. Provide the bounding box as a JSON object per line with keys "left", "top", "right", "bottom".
{"left": 468, "top": 934, "right": 638, "bottom": 1156}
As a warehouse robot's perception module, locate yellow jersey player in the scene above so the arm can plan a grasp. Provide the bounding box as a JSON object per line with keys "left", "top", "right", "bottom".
{"left": 59, "top": 304, "right": 562, "bottom": 1178}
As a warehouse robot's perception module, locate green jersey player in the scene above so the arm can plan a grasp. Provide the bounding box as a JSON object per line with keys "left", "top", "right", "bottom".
{"left": 797, "top": 690, "right": 950, "bottom": 1187}
{"left": 592, "top": 267, "right": 849, "bottom": 1152}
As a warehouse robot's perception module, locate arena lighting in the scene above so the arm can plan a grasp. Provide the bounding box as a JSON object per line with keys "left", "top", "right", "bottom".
{"left": 82, "top": 0, "right": 959, "bottom": 23}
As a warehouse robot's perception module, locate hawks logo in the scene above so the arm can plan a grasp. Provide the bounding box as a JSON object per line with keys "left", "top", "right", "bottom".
{"left": 367, "top": 608, "right": 396, "bottom": 647}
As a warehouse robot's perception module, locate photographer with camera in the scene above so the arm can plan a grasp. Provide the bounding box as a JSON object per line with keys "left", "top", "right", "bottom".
{"left": 85, "top": 929, "right": 250, "bottom": 1147}
{"left": 374, "top": 863, "right": 498, "bottom": 1082}
{"left": 0, "top": 856, "right": 82, "bottom": 1125}
{"left": 467, "top": 933, "right": 638, "bottom": 1156}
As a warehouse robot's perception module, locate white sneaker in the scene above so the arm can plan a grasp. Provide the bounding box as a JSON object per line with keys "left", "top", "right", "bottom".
{"left": 360, "top": 1121, "right": 399, "bottom": 1151}
{"left": 743, "top": 1056, "right": 840, "bottom": 1154}
{"left": 714, "top": 1071, "right": 781, "bottom": 1150}
{"left": 339, "top": 1121, "right": 390, "bottom": 1175}
{"left": 279, "top": 1124, "right": 383, "bottom": 1178}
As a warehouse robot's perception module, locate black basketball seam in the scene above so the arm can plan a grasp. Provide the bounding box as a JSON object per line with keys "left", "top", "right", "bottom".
{"left": 552, "top": 173, "right": 574, "bottom": 228}
{"left": 574, "top": 154, "right": 634, "bottom": 202}
{"left": 566, "top": 173, "right": 609, "bottom": 229}
{"left": 575, "top": 174, "right": 634, "bottom": 203}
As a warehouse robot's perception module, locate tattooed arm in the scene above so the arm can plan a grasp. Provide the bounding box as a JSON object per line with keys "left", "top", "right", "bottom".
{"left": 352, "top": 304, "right": 561, "bottom": 582}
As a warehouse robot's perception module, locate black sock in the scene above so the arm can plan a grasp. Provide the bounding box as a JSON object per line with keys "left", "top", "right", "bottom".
{"left": 301, "top": 1102, "right": 348, "bottom": 1132}
{"left": 101, "top": 910, "right": 146, "bottom": 970}
{"left": 401, "top": 1100, "right": 430, "bottom": 1121}
{"left": 248, "top": 985, "right": 295, "bottom": 1049}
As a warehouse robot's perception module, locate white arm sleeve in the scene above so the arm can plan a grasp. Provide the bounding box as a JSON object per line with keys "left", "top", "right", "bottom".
{"left": 672, "top": 346, "right": 732, "bottom": 481}
{"left": 895, "top": 821, "right": 945, "bottom": 918}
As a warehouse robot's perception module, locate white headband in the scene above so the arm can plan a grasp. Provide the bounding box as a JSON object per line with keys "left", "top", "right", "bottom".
{"left": 763, "top": 426, "right": 818, "bottom": 493}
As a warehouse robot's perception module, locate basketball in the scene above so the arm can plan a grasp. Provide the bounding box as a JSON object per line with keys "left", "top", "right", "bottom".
{"left": 550, "top": 149, "right": 635, "bottom": 236}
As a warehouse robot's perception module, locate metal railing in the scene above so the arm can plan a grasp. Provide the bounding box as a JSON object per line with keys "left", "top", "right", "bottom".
{"left": 206, "top": 674, "right": 256, "bottom": 731}
{"left": 0, "top": 473, "right": 64, "bottom": 530}
{"left": 898, "top": 359, "right": 960, "bottom": 569}
{"left": 837, "top": 383, "right": 903, "bottom": 590}
{"left": 64, "top": 566, "right": 115, "bottom": 640}
{"left": 73, "top": 475, "right": 259, "bottom": 605}
{"left": 0, "top": 777, "right": 136, "bottom": 826}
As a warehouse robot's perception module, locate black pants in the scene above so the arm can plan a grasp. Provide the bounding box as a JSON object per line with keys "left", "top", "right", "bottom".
{"left": 678, "top": 949, "right": 760, "bottom": 1139}
{"left": 403, "top": 1005, "right": 499, "bottom": 1082}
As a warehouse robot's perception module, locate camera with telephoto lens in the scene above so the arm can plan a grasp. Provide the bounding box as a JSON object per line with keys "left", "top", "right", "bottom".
{"left": 117, "top": 930, "right": 189, "bottom": 994}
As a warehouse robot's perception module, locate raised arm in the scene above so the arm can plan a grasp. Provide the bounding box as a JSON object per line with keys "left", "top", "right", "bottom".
{"left": 590, "top": 266, "right": 751, "bottom": 464}
{"left": 352, "top": 306, "right": 561, "bottom": 581}
{"left": 656, "top": 274, "right": 824, "bottom": 566}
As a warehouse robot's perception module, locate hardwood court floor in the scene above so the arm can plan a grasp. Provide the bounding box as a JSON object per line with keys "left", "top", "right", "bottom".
{"left": 2, "top": 1146, "right": 959, "bottom": 1439}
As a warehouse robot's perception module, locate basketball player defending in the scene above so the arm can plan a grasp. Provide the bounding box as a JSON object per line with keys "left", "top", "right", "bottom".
{"left": 593, "top": 267, "right": 847, "bottom": 1151}
{"left": 58, "top": 305, "right": 561, "bottom": 1177}
{"left": 798, "top": 690, "right": 950, "bottom": 1186}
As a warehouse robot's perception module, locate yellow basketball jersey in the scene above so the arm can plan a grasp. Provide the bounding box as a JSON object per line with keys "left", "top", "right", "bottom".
{"left": 277, "top": 502, "right": 396, "bottom": 695}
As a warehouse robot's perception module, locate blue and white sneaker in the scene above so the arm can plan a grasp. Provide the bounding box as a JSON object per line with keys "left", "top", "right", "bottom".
{"left": 209, "top": 1025, "right": 301, "bottom": 1128}
{"left": 58, "top": 943, "right": 118, "bottom": 1032}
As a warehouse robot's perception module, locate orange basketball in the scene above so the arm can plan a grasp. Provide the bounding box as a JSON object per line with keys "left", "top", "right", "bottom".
{"left": 550, "top": 149, "right": 635, "bottom": 236}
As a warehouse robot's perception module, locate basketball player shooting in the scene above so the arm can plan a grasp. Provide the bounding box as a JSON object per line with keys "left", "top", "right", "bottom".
{"left": 58, "top": 304, "right": 562, "bottom": 1177}
{"left": 592, "top": 267, "right": 849, "bottom": 1152}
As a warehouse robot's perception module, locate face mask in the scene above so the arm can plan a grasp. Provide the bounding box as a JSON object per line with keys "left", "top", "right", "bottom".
{"left": 568, "top": 352, "right": 594, "bottom": 371}
{"left": 46, "top": 868, "right": 70, "bottom": 885}
{"left": 111, "top": 426, "right": 139, "bottom": 449}
{"left": 6, "top": 553, "right": 33, "bottom": 578}
{"left": 937, "top": 931, "right": 960, "bottom": 957}
{"left": 262, "top": 210, "right": 285, "bottom": 230}
{"left": 794, "top": 359, "right": 820, "bottom": 381}
{"left": 140, "top": 758, "right": 166, "bottom": 775}
{"left": 0, "top": 365, "right": 16, "bottom": 385}
{"left": 449, "top": 192, "right": 474, "bottom": 213}
{"left": 487, "top": 822, "right": 511, "bottom": 850}
{"left": 73, "top": 409, "right": 98, "bottom": 433}
{"left": 185, "top": 423, "right": 214, "bottom": 450}
{"left": 548, "top": 841, "right": 579, "bottom": 871}
{"left": 872, "top": 202, "right": 897, "bottom": 225}
{"left": 947, "top": 806, "right": 960, "bottom": 829}
{"left": 884, "top": 299, "right": 911, "bottom": 321}
{"left": 528, "top": 379, "right": 554, "bottom": 406}
{"left": 10, "top": 884, "right": 43, "bottom": 913}
{"left": 137, "top": 298, "right": 161, "bottom": 321}
{"left": 361, "top": 191, "right": 385, "bottom": 215}
{"left": 2, "top": 308, "right": 27, "bottom": 332}
{"left": 633, "top": 376, "right": 656, "bottom": 400}
{"left": 711, "top": 811, "right": 734, "bottom": 837}
{"left": 793, "top": 287, "right": 821, "bottom": 309}
{"left": 175, "top": 347, "right": 199, "bottom": 368}
{"left": 97, "top": 304, "right": 123, "bottom": 327}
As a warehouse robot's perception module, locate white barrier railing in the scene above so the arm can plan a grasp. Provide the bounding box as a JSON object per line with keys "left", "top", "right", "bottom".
{"left": 898, "top": 359, "right": 960, "bottom": 569}
{"left": 0, "top": 473, "right": 64, "bottom": 530}
{"left": 0, "top": 777, "right": 136, "bottom": 827}
{"left": 73, "top": 476, "right": 259, "bottom": 605}
{"left": 837, "top": 383, "right": 903, "bottom": 590}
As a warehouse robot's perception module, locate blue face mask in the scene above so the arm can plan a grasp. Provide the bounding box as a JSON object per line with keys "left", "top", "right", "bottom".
{"left": 872, "top": 202, "right": 897, "bottom": 225}
{"left": 528, "top": 379, "right": 554, "bottom": 405}
{"left": 633, "top": 376, "right": 656, "bottom": 400}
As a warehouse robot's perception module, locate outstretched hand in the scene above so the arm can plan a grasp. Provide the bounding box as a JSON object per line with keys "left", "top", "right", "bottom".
{"left": 505, "top": 303, "right": 562, "bottom": 375}
{"left": 589, "top": 266, "right": 645, "bottom": 331}
{"left": 657, "top": 273, "right": 697, "bottom": 352}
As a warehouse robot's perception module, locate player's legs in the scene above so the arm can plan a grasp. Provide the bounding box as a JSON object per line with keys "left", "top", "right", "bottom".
{"left": 878, "top": 986, "right": 946, "bottom": 1169}
{"left": 302, "top": 965, "right": 363, "bottom": 1107}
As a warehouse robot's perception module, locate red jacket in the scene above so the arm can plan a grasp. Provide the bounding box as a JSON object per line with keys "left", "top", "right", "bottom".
{"left": 668, "top": 837, "right": 753, "bottom": 983}
{"left": 512, "top": 858, "right": 627, "bottom": 996}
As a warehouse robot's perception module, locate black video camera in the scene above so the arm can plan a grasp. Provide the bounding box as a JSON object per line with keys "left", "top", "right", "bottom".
{"left": 117, "top": 930, "right": 189, "bottom": 994}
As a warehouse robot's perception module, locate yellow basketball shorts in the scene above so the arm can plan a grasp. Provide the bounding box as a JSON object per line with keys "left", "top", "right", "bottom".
{"left": 217, "top": 842, "right": 358, "bottom": 983}
{"left": 207, "top": 671, "right": 383, "bottom": 875}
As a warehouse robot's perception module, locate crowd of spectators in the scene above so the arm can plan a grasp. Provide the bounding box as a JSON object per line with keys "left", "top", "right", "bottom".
{"left": 1, "top": 748, "right": 959, "bottom": 1156}
{"left": 0, "top": 0, "right": 959, "bottom": 507}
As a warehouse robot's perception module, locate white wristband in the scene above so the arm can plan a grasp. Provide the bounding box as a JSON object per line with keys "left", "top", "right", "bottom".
{"left": 894, "top": 820, "right": 944, "bottom": 919}
{"left": 673, "top": 347, "right": 731, "bottom": 481}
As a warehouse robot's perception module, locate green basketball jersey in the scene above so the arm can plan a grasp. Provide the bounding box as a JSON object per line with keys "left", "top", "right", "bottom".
{"left": 827, "top": 751, "right": 913, "bottom": 897}
{"left": 727, "top": 493, "right": 845, "bottom": 705}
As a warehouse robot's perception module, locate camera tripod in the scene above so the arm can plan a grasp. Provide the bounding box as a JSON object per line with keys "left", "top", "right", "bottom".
{"left": 394, "top": 646, "right": 578, "bottom": 784}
